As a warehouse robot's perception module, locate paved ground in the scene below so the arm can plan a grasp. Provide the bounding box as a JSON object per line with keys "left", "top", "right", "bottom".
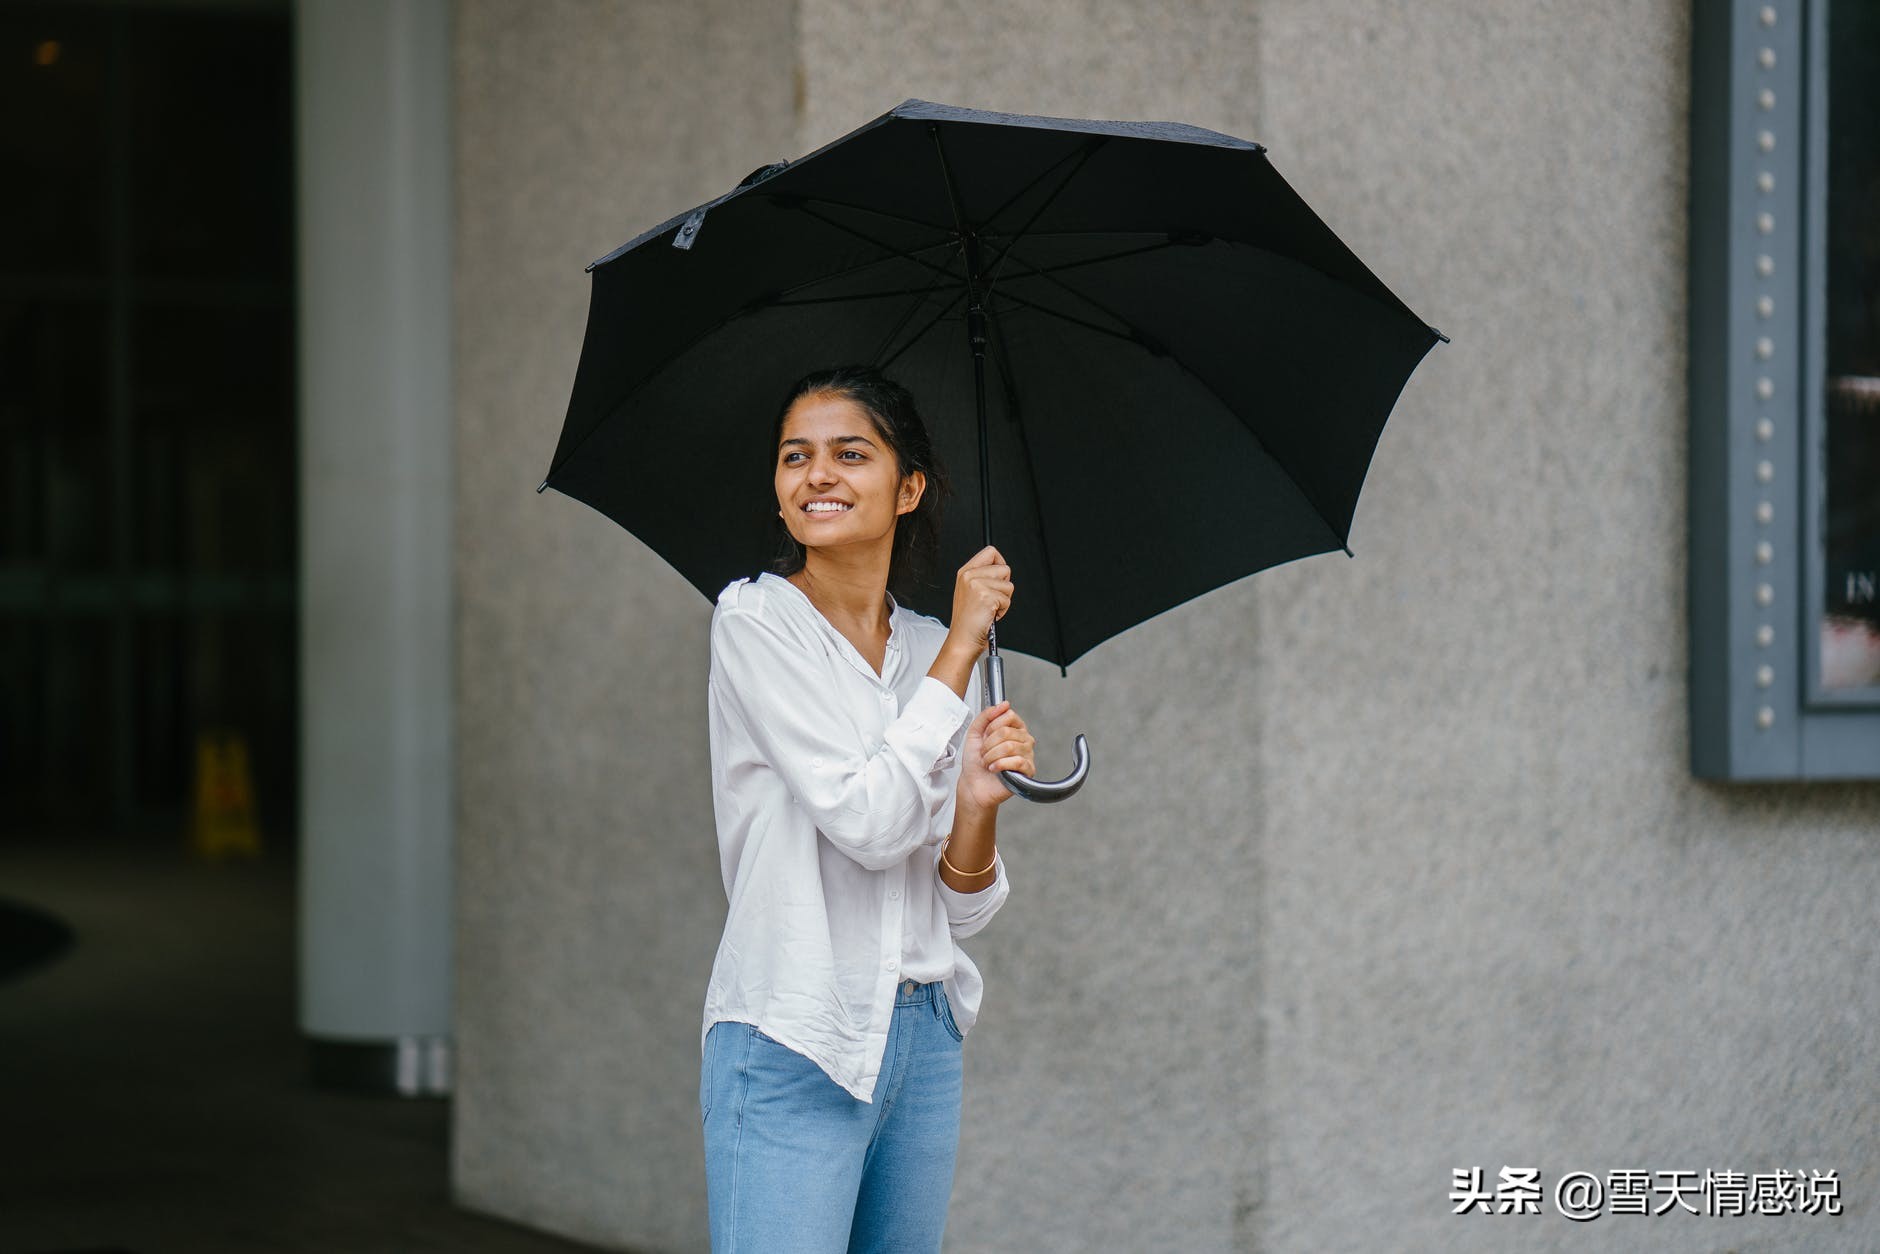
{"left": 0, "top": 833, "right": 613, "bottom": 1254}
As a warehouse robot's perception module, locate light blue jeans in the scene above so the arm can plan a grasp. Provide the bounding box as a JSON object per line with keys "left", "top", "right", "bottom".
{"left": 701, "top": 978, "right": 965, "bottom": 1253}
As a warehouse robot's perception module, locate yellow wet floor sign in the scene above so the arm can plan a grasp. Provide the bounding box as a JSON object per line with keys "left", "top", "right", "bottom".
{"left": 192, "top": 730, "right": 262, "bottom": 859}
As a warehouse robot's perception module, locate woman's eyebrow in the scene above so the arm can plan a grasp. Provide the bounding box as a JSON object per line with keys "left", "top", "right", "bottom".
{"left": 779, "top": 434, "right": 878, "bottom": 449}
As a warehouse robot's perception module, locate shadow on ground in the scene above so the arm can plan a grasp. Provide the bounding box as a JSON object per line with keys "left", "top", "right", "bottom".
{"left": 0, "top": 834, "right": 618, "bottom": 1254}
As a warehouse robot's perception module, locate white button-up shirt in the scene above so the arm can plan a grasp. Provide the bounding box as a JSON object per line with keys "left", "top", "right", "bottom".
{"left": 701, "top": 571, "right": 1011, "bottom": 1102}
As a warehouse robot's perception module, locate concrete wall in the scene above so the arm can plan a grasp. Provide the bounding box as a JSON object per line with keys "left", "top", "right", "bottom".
{"left": 452, "top": 2, "right": 1880, "bottom": 1250}
{"left": 450, "top": 2, "right": 795, "bottom": 1249}
{"left": 1252, "top": 2, "right": 1877, "bottom": 1250}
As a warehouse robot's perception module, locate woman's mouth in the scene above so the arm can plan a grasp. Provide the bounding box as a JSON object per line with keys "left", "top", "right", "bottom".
{"left": 802, "top": 501, "right": 853, "bottom": 518}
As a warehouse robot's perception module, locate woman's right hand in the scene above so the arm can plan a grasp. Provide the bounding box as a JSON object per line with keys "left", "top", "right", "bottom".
{"left": 946, "top": 546, "right": 1014, "bottom": 655}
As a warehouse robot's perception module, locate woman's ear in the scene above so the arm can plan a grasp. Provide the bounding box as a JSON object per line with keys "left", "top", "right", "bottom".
{"left": 897, "top": 469, "right": 927, "bottom": 515}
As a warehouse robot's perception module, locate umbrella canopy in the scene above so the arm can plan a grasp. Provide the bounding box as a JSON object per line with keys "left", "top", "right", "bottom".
{"left": 543, "top": 98, "right": 1444, "bottom": 673}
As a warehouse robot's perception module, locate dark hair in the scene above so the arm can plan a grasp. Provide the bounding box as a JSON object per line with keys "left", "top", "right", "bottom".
{"left": 757, "top": 365, "right": 949, "bottom": 604}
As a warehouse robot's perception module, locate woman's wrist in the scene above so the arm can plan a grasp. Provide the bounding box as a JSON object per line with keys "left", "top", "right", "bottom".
{"left": 951, "top": 785, "right": 996, "bottom": 829}
{"left": 940, "top": 787, "right": 998, "bottom": 891}
{"left": 938, "top": 840, "right": 998, "bottom": 891}
{"left": 939, "top": 841, "right": 997, "bottom": 878}
{"left": 927, "top": 636, "right": 984, "bottom": 701}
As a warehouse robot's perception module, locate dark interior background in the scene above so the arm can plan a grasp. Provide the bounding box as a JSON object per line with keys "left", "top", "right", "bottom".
{"left": 0, "top": 0, "right": 297, "bottom": 844}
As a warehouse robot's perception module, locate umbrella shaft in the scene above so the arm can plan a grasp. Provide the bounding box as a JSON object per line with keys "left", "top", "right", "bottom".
{"left": 933, "top": 126, "right": 1002, "bottom": 670}
{"left": 969, "top": 297, "right": 1000, "bottom": 667}
{"left": 972, "top": 307, "right": 990, "bottom": 554}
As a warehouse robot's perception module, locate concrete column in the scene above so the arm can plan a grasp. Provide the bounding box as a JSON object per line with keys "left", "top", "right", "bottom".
{"left": 294, "top": 0, "right": 455, "bottom": 1095}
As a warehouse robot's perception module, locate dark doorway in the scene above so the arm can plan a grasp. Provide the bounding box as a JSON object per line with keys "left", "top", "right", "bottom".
{"left": 0, "top": 0, "right": 298, "bottom": 844}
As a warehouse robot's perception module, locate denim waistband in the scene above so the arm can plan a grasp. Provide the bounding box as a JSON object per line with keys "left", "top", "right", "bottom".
{"left": 894, "top": 977, "right": 942, "bottom": 1006}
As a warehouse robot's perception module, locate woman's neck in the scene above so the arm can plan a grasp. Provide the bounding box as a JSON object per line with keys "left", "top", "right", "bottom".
{"left": 788, "top": 553, "right": 892, "bottom": 636}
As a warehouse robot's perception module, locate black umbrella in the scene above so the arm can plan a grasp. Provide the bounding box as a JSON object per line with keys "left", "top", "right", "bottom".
{"left": 541, "top": 99, "right": 1445, "bottom": 802}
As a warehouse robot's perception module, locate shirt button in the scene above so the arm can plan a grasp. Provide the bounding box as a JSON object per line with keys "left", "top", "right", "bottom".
{"left": 882, "top": 957, "right": 897, "bottom": 972}
{"left": 889, "top": 888, "right": 901, "bottom": 900}
{"left": 810, "top": 756, "right": 823, "bottom": 766}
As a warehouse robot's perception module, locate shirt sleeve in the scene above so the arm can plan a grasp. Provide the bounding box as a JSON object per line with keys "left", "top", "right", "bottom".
{"left": 933, "top": 847, "right": 1010, "bottom": 939}
{"left": 710, "top": 601, "right": 971, "bottom": 872}
{"left": 925, "top": 654, "right": 983, "bottom": 833}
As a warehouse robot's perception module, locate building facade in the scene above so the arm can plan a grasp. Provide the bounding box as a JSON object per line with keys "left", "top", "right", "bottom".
{"left": 443, "top": 2, "right": 1877, "bottom": 1250}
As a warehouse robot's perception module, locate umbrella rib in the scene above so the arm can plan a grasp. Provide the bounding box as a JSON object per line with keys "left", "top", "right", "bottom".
{"left": 789, "top": 205, "right": 958, "bottom": 283}
{"left": 981, "top": 139, "right": 1107, "bottom": 299}
{"left": 992, "top": 289, "right": 1138, "bottom": 344}
{"left": 876, "top": 287, "right": 968, "bottom": 371}
{"left": 752, "top": 237, "right": 960, "bottom": 307}
{"left": 976, "top": 139, "right": 1102, "bottom": 234}
{"left": 989, "top": 229, "right": 1448, "bottom": 344}
{"left": 758, "top": 191, "right": 953, "bottom": 234}
{"left": 983, "top": 228, "right": 1162, "bottom": 240}
{"left": 868, "top": 243, "right": 966, "bottom": 365}
{"left": 770, "top": 281, "right": 966, "bottom": 308}
{"left": 982, "top": 228, "right": 1162, "bottom": 240}
{"left": 992, "top": 285, "right": 1349, "bottom": 550}
{"left": 1012, "top": 239, "right": 1177, "bottom": 278}
{"left": 995, "top": 248, "right": 1157, "bottom": 336}
{"left": 982, "top": 300, "right": 1074, "bottom": 678}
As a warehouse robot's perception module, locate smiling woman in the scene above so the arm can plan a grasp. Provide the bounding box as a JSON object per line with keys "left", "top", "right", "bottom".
{"left": 757, "top": 365, "right": 950, "bottom": 607}
{"left": 699, "top": 363, "right": 1036, "bottom": 1252}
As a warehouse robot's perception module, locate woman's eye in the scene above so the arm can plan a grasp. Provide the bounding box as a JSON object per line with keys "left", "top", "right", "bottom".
{"left": 781, "top": 450, "right": 864, "bottom": 463}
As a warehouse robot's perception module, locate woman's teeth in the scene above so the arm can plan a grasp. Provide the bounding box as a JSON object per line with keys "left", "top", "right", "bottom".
{"left": 804, "top": 502, "right": 851, "bottom": 513}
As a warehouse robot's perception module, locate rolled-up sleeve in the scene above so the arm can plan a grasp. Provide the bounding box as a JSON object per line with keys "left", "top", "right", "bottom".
{"left": 710, "top": 602, "right": 970, "bottom": 871}
{"left": 933, "top": 848, "right": 1009, "bottom": 938}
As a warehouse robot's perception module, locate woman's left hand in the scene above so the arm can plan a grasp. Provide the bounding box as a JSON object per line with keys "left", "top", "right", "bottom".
{"left": 958, "top": 699, "right": 1036, "bottom": 811}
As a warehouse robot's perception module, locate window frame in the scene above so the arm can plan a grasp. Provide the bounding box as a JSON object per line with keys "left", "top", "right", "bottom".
{"left": 1688, "top": 0, "right": 1880, "bottom": 779}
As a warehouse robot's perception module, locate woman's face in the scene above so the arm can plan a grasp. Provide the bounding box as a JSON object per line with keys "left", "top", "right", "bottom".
{"left": 775, "top": 390, "right": 923, "bottom": 554}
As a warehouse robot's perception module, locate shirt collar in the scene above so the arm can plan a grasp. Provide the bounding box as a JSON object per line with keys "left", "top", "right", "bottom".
{"left": 759, "top": 571, "right": 903, "bottom": 675}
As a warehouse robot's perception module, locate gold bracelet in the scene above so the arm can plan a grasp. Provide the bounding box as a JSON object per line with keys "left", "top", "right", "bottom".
{"left": 940, "top": 844, "right": 997, "bottom": 878}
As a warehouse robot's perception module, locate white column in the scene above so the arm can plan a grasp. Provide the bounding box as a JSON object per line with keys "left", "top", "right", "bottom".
{"left": 294, "top": 0, "right": 454, "bottom": 1095}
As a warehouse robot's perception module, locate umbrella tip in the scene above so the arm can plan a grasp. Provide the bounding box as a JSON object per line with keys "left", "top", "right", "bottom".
{"left": 1433, "top": 327, "right": 1451, "bottom": 344}
{"left": 536, "top": 479, "right": 549, "bottom": 494}
{"left": 1342, "top": 543, "right": 1354, "bottom": 558}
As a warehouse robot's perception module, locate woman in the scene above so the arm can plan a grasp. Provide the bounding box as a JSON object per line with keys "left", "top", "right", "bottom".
{"left": 699, "top": 365, "right": 1036, "bottom": 1252}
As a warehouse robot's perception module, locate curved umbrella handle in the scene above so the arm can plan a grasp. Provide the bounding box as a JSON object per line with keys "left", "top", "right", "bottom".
{"left": 982, "top": 652, "right": 1090, "bottom": 803}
